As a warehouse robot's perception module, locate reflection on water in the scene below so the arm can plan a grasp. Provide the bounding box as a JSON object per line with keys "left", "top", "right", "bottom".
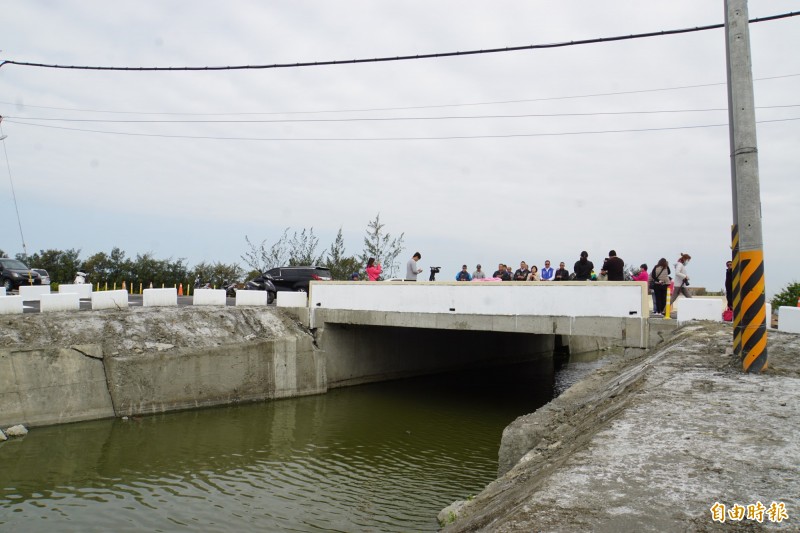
{"left": 0, "top": 351, "right": 608, "bottom": 532}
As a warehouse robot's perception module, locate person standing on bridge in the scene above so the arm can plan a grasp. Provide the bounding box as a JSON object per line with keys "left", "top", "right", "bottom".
{"left": 540, "top": 260, "right": 554, "bottom": 281}
{"left": 366, "top": 258, "right": 382, "bottom": 281}
{"left": 405, "top": 252, "right": 423, "bottom": 281}
{"left": 651, "top": 258, "right": 671, "bottom": 315}
{"left": 601, "top": 250, "right": 625, "bottom": 281}
{"left": 670, "top": 253, "right": 692, "bottom": 304}
{"left": 455, "top": 265, "right": 472, "bottom": 281}
{"left": 573, "top": 251, "right": 594, "bottom": 281}
{"left": 513, "top": 261, "right": 530, "bottom": 281}
{"left": 472, "top": 264, "right": 486, "bottom": 279}
{"left": 527, "top": 265, "right": 540, "bottom": 281}
{"left": 554, "top": 261, "right": 570, "bottom": 281}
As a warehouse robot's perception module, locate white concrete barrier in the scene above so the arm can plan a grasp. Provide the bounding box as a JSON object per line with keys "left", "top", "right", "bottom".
{"left": 766, "top": 303, "right": 772, "bottom": 327}
{"left": 40, "top": 293, "right": 81, "bottom": 313}
{"left": 143, "top": 288, "right": 178, "bottom": 307}
{"left": 193, "top": 288, "right": 227, "bottom": 306}
{"left": 91, "top": 290, "right": 130, "bottom": 310}
{"left": 309, "top": 281, "right": 649, "bottom": 318}
{"left": 0, "top": 287, "right": 5, "bottom": 297}
{"left": 677, "top": 298, "right": 723, "bottom": 323}
{"left": 277, "top": 292, "right": 307, "bottom": 307}
{"left": 778, "top": 306, "right": 800, "bottom": 334}
{"left": 236, "top": 290, "right": 268, "bottom": 307}
{"left": 0, "top": 295, "right": 23, "bottom": 314}
{"left": 58, "top": 283, "right": 93, "bottom": 299}
{"left": 19, "top": 285, "right": 51, "bottom": 301}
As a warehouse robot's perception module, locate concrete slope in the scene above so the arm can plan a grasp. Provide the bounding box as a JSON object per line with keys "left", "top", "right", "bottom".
{"left": 442, "top": 323, "right": 800, "bottom": 531}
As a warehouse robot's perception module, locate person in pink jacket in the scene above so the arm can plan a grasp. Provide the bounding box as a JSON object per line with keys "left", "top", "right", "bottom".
{"left": 366, "top": 257, "right": 382, "bottom": 281}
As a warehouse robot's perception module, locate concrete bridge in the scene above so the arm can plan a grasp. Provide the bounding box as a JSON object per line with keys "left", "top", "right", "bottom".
{"left": 299, "top": 281, "right": 674, "bottom": 389}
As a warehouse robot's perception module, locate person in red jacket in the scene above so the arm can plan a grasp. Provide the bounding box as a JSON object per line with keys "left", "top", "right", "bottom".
{"left": 366, "top": 258, "right": 382, "bottom": 281}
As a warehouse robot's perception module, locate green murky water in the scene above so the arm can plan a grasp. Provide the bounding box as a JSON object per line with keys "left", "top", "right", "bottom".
{"left": 0, "top": 353, "right": 609, "bottom": 532}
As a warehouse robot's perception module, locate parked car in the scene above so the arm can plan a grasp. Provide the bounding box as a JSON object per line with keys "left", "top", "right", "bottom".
{"left": 265, "top": 266, "right": 332, "bottom": 292}
{"left": 32, "top": 268, "right": 51, "bottom": 285}
{"left": 0, "top": 258, "right": 42, "bottom": 291}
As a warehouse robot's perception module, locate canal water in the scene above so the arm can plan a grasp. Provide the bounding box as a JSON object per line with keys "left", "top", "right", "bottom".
{"left": 0, "top": 350, "right": 614, "bottom": 532}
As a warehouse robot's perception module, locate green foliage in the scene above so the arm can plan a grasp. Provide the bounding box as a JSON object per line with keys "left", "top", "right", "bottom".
{"left": 771, "top": 281, "right": 800, "bottom": 308}
{"left": 242, "top": 229, "right": 290, "bottom": 272}
{"left": 0, "top": 249, "right": 6, "bottom": 258}
{"left": 193, "top": 261, "right": 245, "bottom": 288}
{"left": 324, "top": 227, "right": 360, "bottom": 280}
{"left": 287, "top": 227, "right": 323, "bottom": 266}
{"left": 360, "top": 213, "right": 404, "bottom": 277}
{"left": 22, "top": 248, "right": 82, "bottom": 284}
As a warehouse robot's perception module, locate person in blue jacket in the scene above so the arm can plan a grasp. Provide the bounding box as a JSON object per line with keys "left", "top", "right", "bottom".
{"left": 455, "top": 265, "right": 472, "bottom": 281}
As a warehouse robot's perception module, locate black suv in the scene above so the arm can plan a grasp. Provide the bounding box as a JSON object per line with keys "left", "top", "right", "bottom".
{"left": 265, "top": 266, "right": 332, "bottom": 292}
{"left": 0, "top": 257, "right": 42, "bottom": 291}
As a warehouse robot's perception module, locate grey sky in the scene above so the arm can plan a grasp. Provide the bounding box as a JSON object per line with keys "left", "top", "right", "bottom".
{"left": 1, "top": 1, "right": 798, "bottom": 294}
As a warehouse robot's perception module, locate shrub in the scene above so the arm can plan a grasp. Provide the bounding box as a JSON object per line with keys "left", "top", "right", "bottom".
{"left": 771, "top": 281, "right": 800, "bottom": 308}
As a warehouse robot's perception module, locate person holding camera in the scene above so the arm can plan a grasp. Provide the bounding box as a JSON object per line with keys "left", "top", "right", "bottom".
{"left": 670, "top": 253, "right": 692, "bottom": 304}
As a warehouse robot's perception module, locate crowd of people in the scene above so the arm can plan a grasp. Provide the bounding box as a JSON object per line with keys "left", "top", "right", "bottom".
{"left": 356, "top": 250, "right": 703, "bottom": 318}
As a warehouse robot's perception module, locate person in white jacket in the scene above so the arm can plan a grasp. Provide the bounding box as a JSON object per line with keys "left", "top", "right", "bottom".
{"left": 670, "top": 253, "right": 692, "bottom": 304}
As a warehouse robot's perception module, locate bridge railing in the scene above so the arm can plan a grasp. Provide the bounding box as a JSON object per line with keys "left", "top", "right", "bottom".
{"left": 309, "top": 281, "right": 649, "bottom": 318}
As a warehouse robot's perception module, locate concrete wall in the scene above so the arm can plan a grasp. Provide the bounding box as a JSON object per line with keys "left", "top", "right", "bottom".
{"left": 40, "top": 293, "right": 80, "bottom": 313}
{"left": 0, "top": 345, "right": 115, "bottom": 427}
{"left": 105, "top": 336, "right": 323, "bottom": 416}
{"left": 58, "top": 283, "right": 93, "bottom": 299}
{"left": 310, "top": 281, "right": 649, "bottom": 318}
{"left": 19, "top": 285, "right": 50, "bottom": 301}
{"left": 91, "top": 290, "right": 129, "bottom": 310}
{"left": 0, "top": 295, "right": 23, "bottom": 315}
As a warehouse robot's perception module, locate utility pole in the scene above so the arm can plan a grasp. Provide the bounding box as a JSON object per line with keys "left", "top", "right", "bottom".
{"left": 725, "top": 0, "right": 767, "bottom": 372}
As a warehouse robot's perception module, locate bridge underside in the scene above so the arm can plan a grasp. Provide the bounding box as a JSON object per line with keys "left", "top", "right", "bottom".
{"left": 318, "top": 323, "right": 555, "bottom": 389}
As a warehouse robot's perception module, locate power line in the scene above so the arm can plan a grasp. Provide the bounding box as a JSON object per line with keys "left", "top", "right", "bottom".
{"left": 2, "top": 73, "right": 798, "bottom": 117}
{"left": 1, "top": 11, "right": 797, "bottom": 72}
{"left": 5, "top": 104, "right": 800, "bottom": 124}
{"left": 4, "top": 116, "right": 798, "bottom": 142}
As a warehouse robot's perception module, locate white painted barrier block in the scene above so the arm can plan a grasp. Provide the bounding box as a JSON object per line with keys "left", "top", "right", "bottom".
{"left": 193, "top": 288, "right": 227, "bottom": 306}
{"left": 40, "top": 293, "right": 81, "bottom": 313}
{"left": 91, "top": 290, "right": 130, "bottom": 310}
{"left": 678, "top": 298, "right": 723, "bottom": 323}
{"left": 58, "top": 283, "right": 93, "bottom": 299}
{"left": 236, "top": 290, "right": 268, "bottom": 307}
{"left": 0, "top": 295, "right": 23, "bottom": 314}
{"left": 143, "top": 288, "right": 178, "bottom": 307}
{"left": 277, "top": 292, "right": 307, "bottom": 307}
{"left": 0, "top": 287, "right": 5, "bottom": 296}
{"left": 19, "top": 285, "right": 51, "bottom": 301}
{"left": 766, "top": 303, "right": 772, "bottom": 327}
{"left": 778, "top": 306, "right": 800, "bottom": 334}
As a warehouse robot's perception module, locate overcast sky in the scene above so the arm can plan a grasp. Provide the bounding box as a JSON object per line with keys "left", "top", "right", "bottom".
{"left": 1, "top": 1, "right": 798, "bottom": 295}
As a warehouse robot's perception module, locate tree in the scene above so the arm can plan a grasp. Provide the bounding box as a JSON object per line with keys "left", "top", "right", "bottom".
{"left": 83, "top": 247, "right": 133, "bottom": 285}
{"left": 324, "top": 227, "right": 361, "bottom": 280}
{"left": 771, "top": 281, "right": 800, "bottom": 308}
{"left": 242, "top": 229, "right": 290, "bottom": 273}
{"left": 360, "top": 213, "right": 404, "bottom": 277}
{"left": 288, "top": 227, "right": 323, "bottom": 266}
{"left": 0, "top": 249, "right": 6, "bottom": 258}
{"left": 23, "top": 248, "right": 82, "bottom": 283}
{"left": 193, "top": 261, "right": 245, "bottom": 287}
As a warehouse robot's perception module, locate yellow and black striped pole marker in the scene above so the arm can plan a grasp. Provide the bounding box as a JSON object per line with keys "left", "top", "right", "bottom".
{"left": 739, "top": 250, "right": 767, "bottom": 372}
{"left": 731, "top": 225, "right": 742, "bottom": 358}
{"left": 726, "top": 0, "right": 767, "bottom": 373}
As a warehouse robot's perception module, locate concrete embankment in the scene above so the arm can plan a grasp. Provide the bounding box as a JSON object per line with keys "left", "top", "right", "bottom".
{"left": 0, "top": 307, "right": 321, "bottom": 428}
{"left": 440, "top": 323, "right": 800, "bottom": 531}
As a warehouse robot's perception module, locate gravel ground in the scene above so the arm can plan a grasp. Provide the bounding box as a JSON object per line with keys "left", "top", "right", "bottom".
{"left": 442, "top": 323, "right": 800, "bottom": 532}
